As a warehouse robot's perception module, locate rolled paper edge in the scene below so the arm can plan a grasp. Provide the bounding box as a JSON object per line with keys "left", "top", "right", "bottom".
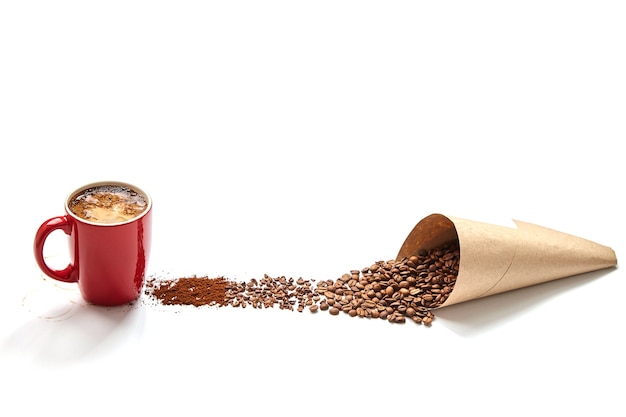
{"left": 397, "top": 213, "right": 458, "bottom": 258}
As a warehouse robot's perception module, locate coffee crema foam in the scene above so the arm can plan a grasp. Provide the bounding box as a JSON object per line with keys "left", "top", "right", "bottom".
{"left": 69, "top": 185, "right": 148, "bottom": 224}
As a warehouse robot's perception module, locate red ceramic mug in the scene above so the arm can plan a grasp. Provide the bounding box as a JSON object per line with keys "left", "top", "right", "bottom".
{"left": 34, "top": 181, "right": 152, "bottom": 306}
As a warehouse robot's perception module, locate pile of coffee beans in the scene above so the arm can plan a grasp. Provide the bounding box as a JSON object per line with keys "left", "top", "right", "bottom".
{"left": 145, "top": 241, "right": 460, "bottom": 326}
{"left": 315, "top": 242, "right": 459, "bottom": 325}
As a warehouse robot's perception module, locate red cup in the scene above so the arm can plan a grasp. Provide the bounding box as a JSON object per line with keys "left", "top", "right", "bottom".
{"left": 33, "top": 181, "right": 152, "bottom": 306}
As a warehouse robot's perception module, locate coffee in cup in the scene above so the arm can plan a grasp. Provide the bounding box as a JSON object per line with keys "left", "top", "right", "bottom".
{"left": 68, "top": 184, "right": 148, "bottom": 224}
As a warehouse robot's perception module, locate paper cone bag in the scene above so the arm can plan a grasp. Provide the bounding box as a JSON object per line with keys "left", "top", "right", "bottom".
{"left": 397, "top": 214, "right": 617, "bottom": 308}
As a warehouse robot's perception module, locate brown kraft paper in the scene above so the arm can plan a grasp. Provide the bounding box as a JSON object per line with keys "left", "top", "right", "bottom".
{"left": 397, "top": 214, "right": 618, "bottom": 308}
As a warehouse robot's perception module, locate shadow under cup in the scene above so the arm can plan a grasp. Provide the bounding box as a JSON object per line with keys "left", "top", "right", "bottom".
{"left": 34, "top": 181, "right": 153, "bottom": 306}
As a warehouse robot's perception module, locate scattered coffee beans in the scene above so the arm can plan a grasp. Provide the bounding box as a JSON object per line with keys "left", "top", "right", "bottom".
{"left": 144, "top": 241, "right": 460, "bottom": 327}
{"left": 224, "top": 275, "right": 318, "bottom": 312}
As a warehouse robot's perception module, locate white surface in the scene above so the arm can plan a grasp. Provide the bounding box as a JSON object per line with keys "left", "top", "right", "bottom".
{"left": 1, "top": 1, "right": 624, "bottom": 416}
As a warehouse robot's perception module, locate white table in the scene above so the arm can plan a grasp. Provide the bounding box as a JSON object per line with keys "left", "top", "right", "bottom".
{"left": 1, "top": 2, "right": 624, "bottom": 416}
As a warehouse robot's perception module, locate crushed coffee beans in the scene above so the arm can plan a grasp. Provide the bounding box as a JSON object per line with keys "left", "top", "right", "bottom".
{"left": 146, "top": 276, "right": 229, "bottom": 307}
{"left": 144, "top": 241, "right": 460, "bottom": 327}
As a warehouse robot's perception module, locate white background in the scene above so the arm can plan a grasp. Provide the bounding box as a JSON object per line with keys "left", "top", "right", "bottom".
{"left": 1, "top": 1, "right": 624, "bottom": 416}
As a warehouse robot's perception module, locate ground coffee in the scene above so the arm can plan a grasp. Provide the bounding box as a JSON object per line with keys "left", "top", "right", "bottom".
{"left": 147, "top": 276, "right": 230, "bottom": 307}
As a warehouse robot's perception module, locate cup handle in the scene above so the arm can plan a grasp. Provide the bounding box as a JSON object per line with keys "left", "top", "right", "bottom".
{"left": 33, "top": 216, "right": 77, "bottom": 283}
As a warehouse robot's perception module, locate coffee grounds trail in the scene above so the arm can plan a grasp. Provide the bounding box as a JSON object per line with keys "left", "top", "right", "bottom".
{"left": 144, "top": 241, "right": 460, "bottom": 326}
